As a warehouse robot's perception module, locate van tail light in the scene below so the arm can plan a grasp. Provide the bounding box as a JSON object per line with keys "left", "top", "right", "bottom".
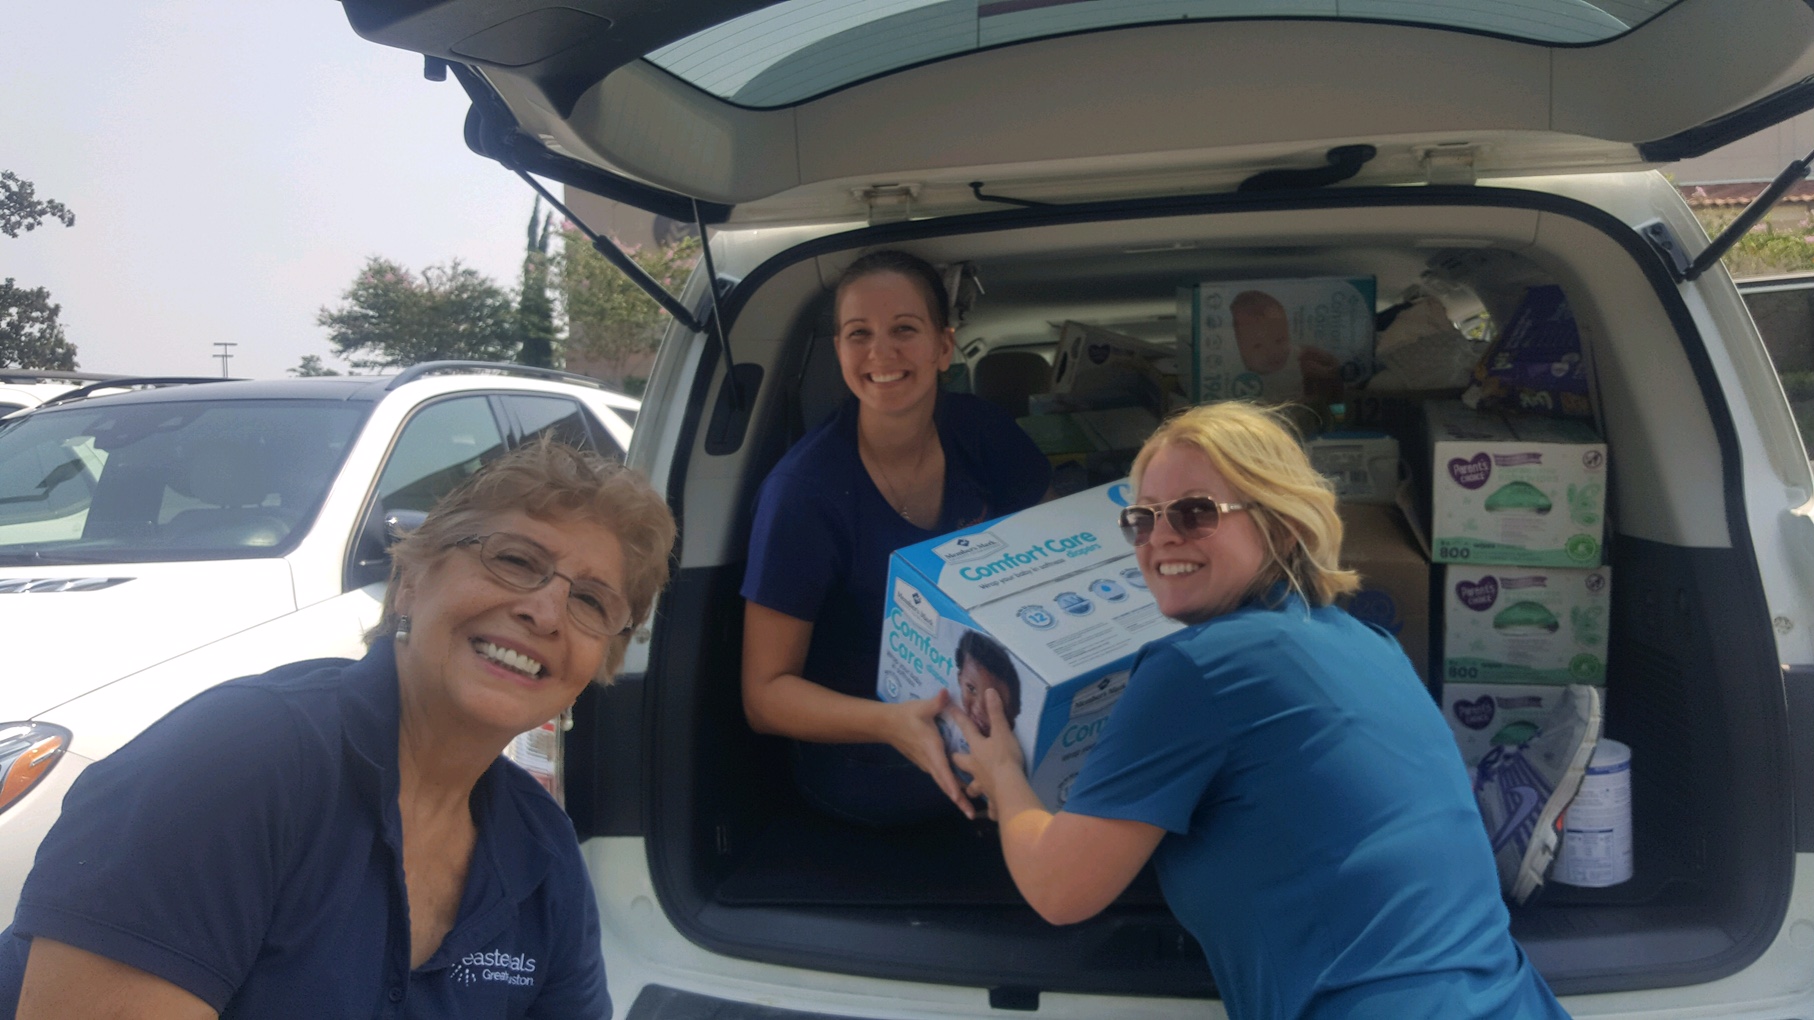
{"left": 0, "top": 724, "right": 70, "bottom": 816}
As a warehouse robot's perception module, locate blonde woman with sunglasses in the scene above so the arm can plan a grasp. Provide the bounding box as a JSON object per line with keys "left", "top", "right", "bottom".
{"left": 952, "top": 402, "right": 1570, "bottom": 1020}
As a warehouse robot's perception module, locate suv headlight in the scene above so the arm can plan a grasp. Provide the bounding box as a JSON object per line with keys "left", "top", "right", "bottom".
{"left": 0, "top": 724, "right": 70, "bottom": 816}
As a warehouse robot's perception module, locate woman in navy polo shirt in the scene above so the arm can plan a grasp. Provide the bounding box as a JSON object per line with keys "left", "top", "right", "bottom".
{"left": 952, "top": 402, "right": 1572, "bottom": 1020}
{"left": 742, "top": 250, "right": 1050, "bottom": 826}
{"left": 2, "top": 441, "right": 675, "bottom": 1019}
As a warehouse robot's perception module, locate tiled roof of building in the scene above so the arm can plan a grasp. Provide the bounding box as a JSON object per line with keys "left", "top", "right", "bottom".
{"left": 1680, "top": 181, "right": 1814, "bottom": 208}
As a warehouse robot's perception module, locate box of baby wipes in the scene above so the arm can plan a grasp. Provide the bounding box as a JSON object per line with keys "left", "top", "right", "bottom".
{"left": 1426, "top": 401, "right": 1606, "bottom": 568}
{"left": 1441, "top": 564, "right": 1611, "bottom": 687}
{"left": 1441, "top": 682, "right": 1604, "bottom": 768}
{"left": 876, "top": 480, "right": 1184, "bottom": 810}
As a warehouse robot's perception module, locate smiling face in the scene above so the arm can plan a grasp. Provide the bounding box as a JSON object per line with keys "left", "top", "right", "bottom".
{"left": 834, "top": 271, "right": 954, "bottom": 417}
{"left": 392, "top": 509, "right": 626, "bottom": 742}
{"left": 1135, "top": 443, "right": 1271, "bottom": 625}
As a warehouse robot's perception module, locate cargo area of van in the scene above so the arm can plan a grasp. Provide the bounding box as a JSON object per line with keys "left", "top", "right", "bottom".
{"left": 563, "top": 181, "right": 1795, "bottom": 1001}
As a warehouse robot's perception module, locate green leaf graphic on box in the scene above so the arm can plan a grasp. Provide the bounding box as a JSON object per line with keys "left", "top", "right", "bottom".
{"left": 1567, "top": 482, "right": 1602, "bottom": 526}
{"left": 1493, "top": 601, "right": 1560, "bottom": 632}
{"left": 1484, "top": 481, "right": 1553, "bottom": 514}
{"left": 1490, "top": 720, "right": 1540, "bottom": 746}
{"left": 1571, "top": 605, "right": 1605, "bottom": 646}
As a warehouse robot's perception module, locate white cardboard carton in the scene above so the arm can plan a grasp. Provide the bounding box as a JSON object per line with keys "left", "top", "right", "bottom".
{"left": 1177, "top": 277, "right": 1377, "bottom": 403}
{"left": 1050, "top": 321, "right": 1172, "bottom": 396}
{"left": 1442, "top": 564, "right": 1611, "bottom": 687}
{"left": 876, "top": 481, "right": 1184, "bottom": 810}
{"left": 1425, "top": 401, "right": 1607, "bottom": 567}
{"left": 1442, "top": 682, "right": 1605, "bottom": 767}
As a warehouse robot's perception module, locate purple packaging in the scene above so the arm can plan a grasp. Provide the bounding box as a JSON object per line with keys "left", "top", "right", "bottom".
{"left": 1471, "top": 284, "right": 1591, "bottom": 417}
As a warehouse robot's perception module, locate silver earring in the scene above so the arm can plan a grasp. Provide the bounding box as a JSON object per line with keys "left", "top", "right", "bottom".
{"left": 394, "top": 615, "right": 412, "bottom": 642}
{"left": 559, "top": 704, "right": 575, "bottom": 731}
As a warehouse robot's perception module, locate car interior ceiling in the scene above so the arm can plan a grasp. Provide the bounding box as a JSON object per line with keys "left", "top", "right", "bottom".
{"left": 602, "top": 194, "right": 1790, "bottom": 997}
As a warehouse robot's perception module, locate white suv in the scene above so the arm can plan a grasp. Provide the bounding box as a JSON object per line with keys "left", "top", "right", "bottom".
{"left": 0, "top": 371, "right": 133, "bottom": 418}
{"left": 0, "top": 363, "right": 638, "bottom": 920}
{"left": 343, "top": 2, "right": 1814, "bottom": 1017}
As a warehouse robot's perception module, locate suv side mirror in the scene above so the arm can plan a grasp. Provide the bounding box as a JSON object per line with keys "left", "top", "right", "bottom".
{"left": 345, "top": 505, "right": 428, "bottom": 591}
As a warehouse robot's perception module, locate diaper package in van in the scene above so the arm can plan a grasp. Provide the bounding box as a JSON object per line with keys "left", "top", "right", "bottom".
{"left": 876, "top": 481, "right": 1183, "bottom": 810}
{"left": 1426, "top": 400, "right": 1606, "bottom": 567}
{"left": 1177, "top": 276, "right": 1377, "bottom": 403}
{"left": 1442, "top": 564, "right": 1611, "bottom": 686}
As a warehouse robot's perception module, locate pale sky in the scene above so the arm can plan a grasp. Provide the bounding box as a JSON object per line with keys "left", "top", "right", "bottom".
{"left": 3, "top": 0, "right": 538, "bottom": 379}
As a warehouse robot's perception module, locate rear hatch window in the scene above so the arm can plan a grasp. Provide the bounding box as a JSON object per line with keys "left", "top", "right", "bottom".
{"left": 649, "top": 0, "right": 1682, "bottom": 109}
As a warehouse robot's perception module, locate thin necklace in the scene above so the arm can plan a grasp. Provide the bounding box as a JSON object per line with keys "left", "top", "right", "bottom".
{"left": 861, "top": 422, "right": 936, "bottom": 524}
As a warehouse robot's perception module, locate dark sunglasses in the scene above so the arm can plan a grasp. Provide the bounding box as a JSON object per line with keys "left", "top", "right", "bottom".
{"left": 1118, "top": 496, "right": 1253, "bottom": 547}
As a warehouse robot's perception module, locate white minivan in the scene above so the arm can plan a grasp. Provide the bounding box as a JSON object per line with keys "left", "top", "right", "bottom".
{"left": 344, "top": 1, "right": 1814, "bottom": 1016}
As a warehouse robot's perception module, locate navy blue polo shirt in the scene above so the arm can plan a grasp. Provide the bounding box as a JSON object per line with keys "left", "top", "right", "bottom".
{"left": 1064, "top": 597, "right": 1567, "bottom": 1020}
{"left": 742, "top": 393, "right": 1050, "bottom": 698}
{"left": 0, "top": 639, "right": 611, "bottom": 1019}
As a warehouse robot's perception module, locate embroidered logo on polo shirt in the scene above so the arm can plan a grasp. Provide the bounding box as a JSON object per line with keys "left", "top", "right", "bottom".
{"left": 452, "top": 949, "right": 538, "bottom": 988}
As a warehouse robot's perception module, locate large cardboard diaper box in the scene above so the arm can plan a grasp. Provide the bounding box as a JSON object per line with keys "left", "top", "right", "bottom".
{"left": 1177, "top": 276, "right": 1377, "bottom": 404}
{"left": 876, "top": 481, "right": 1184, "bottom": 810}
{"left": 1337, "top": 504, "right": 1431, "bottom": 686}
{"left": 1425, "top": 401, "right": 1606, "bottom": 568}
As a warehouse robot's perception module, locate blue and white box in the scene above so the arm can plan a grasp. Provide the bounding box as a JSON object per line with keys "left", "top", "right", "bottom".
{"left": 877, "top": 481, "right": 1184, "bottom": 810}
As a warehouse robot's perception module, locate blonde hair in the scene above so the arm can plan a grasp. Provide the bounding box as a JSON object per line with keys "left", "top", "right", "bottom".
{"left": 1130, "top": 402, "right": 1358, "bottom": 609}
{"left": 370, "top": 437, "right": 677, "bottom": 681}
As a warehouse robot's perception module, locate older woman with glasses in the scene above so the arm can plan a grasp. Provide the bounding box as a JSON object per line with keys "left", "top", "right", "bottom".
{"left": 952, "top": 402, "right": 1572, "bottom": 1020}
{"left": 0, "top": 439, "right": 675, "bottom": 1020}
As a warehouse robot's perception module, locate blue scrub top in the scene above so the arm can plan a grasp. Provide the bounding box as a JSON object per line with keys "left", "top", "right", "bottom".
{"left": 1064, "top": 596, "right": 1569, "bottom": 1020}
{"left": 742, "top": 392, "right": 1050, "bottom": 699}
{"left": 0, "top": 639, "right": 611, "bottom": 1019}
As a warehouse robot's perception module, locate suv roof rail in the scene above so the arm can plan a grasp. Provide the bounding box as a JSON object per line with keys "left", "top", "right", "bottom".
{"left": 0, "top": 370, "right": 129, "bottom": 384}
{"left": 35, "top": 376, "right": 238, "bottom": 410}
{"left": 384, "top": 360, "right": 614, "bottom": 393}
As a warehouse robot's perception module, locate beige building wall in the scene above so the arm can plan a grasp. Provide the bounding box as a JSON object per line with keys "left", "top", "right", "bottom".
{"left": 1672, "top": 110, "right": 1814, "bottom": 184}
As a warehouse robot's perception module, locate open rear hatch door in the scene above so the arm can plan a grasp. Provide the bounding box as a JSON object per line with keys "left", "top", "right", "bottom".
{"left": 340, "top": 0, "right": 1814, "bottom": 223}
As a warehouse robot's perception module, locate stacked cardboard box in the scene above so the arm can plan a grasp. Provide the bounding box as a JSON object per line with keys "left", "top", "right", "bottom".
{"left": 1424, "top": 401, "right": 1610, "bottom": 756}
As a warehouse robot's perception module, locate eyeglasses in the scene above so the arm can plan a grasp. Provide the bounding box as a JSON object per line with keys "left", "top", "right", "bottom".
{"left": 451, "top": 532, "right": 633, "bottom": 637}
{"left": 1117, "top": 496, "right": 1253, "bottom": 547}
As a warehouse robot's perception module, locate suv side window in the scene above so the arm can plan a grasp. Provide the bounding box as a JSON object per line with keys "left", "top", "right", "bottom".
{"left": 374, "top": 396, "right": 507, "bottom": 515}
{"left": 1741, "top": 281, "right": 1814, "bottom": 452}
{"left": 504, "top": 394, "right": 621, "bottom": 459}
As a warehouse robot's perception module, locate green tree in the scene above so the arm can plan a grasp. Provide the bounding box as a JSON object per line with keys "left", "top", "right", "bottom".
{"left": 556, "top": 229, "right": 699, "bottom": 387}
{"left": 516, "top": 200, "right": 558, "bottom": 369}
{"left": 317, "top": 257, "right": 519, "bottom": 371}
{"left": 288, "top": 354, "right": 341, "bottom": 377}
{"left": 0, "top": 172, "right": 78, "bottom": 369}
{"left": 0, "top": 280, "right": 77, "bottom": 371}
{"left": 1, "top": 171, "right": 75, "bottom": 238}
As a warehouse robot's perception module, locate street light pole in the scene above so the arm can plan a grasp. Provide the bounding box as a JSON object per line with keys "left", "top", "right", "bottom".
{"left": 213, "top": 342, "right": 238, "bottom": 378}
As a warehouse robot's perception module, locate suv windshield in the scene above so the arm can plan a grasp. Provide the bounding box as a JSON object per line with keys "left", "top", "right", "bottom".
{"left": 648, "top": 0, "right": 1679, "bottom": 108}
{"left": 0, "top": 399, "right": 367, "bottom": 565}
